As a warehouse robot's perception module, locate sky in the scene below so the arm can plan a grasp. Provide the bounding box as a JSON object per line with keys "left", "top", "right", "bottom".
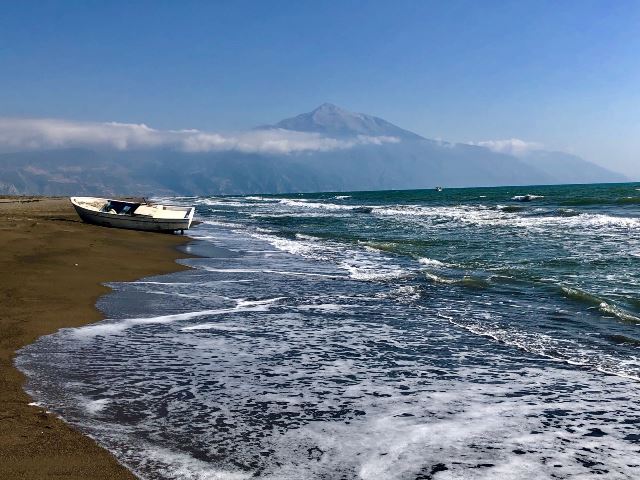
{"left": 0, "top": 0, "right": 638, "bottom": 177}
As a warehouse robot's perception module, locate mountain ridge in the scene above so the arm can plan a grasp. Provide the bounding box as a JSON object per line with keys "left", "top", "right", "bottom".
{"left": 0, "top": 104, "right": 628, "bottom": 195}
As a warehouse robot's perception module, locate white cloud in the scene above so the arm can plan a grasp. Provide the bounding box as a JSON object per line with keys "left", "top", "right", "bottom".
{"left": 470, "top": 138, "right": 542, "bottom": 156}
{"left": 0, "top": 117, "right": 399, "bottom": 155}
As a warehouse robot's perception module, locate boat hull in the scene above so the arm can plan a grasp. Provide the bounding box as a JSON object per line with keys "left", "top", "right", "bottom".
{"left": 72, "top": 203, "right": 193, "bottom": 232}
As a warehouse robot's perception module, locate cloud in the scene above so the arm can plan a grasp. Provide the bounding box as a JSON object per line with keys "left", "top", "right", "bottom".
{"left": 0, "top": 117, "right": 399, "bottom": 155}
{"left": 470, "top": 138, "right": 542, "bottom": 156}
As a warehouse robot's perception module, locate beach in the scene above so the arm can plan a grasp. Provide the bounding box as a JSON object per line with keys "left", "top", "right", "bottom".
{"left": 0, "top": 197, "right": 190, "bottom": 479}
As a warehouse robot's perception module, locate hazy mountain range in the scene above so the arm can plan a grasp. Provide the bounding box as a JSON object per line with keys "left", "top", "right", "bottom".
{"left": 0, "top": 104, "right": 626, "bottom": 195}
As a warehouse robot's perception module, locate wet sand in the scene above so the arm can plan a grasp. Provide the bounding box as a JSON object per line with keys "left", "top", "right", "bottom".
{"left": 0, "top": 197, "right": 191, "bottom": 479}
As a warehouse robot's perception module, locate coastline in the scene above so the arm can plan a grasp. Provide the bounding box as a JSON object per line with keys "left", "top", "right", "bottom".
{"left": 0, "top": 197, "right": 192, "bottom": 479}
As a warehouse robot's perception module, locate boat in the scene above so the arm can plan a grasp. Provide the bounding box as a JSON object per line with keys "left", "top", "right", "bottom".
{"left": 70, "top": 197, "right": 195, "bottom": 233}
{"left": 435, "top": 186, "right": 444, "bottom": 192}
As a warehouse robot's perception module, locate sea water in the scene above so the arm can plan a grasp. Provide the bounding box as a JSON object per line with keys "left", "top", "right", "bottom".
{"left": 17, "top": 183, "right": 640, "bottom": 479}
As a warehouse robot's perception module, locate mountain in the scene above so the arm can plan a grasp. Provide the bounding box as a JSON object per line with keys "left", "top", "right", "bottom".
{"left": 0, "top": 105, "right": 627, "bottom": 195}
{"left": 269, "top": 103, "right": 424, "bottom": 141}
{"left": 519, "top": 150, "right": 627, "bottom": 185}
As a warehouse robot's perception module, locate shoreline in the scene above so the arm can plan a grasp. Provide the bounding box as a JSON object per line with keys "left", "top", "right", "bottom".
{"left": 0, "top": 197, "right": 192, "bottom": 479}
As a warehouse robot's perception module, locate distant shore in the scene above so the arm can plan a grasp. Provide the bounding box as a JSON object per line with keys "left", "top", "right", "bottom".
{"left": 0, "top": 197, "right": 191, "bottom": 479}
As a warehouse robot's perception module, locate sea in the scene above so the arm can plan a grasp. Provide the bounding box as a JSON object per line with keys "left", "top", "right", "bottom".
{"left": 16, "top": 182, "right": 640, "bottom": 479}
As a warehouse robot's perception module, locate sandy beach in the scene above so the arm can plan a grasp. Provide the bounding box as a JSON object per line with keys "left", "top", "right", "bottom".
{"left": 0, "top": 197, "right": 190, "bottom": 479}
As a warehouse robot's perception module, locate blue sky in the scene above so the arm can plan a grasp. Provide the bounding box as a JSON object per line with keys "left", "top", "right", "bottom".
{"left": 1, "top": 0, "right": 639, "bottom": 177}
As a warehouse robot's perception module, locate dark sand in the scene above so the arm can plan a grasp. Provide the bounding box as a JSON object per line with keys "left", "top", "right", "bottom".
{"left": 0, "top": 197, "right": 191, "bottom": 479}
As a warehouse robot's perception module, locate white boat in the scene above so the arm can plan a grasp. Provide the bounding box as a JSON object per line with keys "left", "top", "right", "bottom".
{"left": 70, "top": 197, "right": 195, "bottom": 233}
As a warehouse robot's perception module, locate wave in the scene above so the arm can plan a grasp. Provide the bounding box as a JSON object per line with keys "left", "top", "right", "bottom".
{"left": 197, "top": 198, "right": 248, "bottom": 208}
{"left": 555, "top": 208, "right": 580, "bottom": 217}
{"left": 560, "top": 286, "right": 640, "bottom": 324}
{"left": 357, "top": 240, "right": 401, "bottom": 254}
{"left": 277, "top": 199, "right": 354, "bottom": 211}
{"left": 252, "top": 232, "right": 321, "bottom": 257}
{"left": 244, "top": 195, "right": 280, "bottom": 203}
{"left": 498, "top": 205, "right": 525, "bottom": 213}
{"left": 424, "top": 272, "right": 489, "bottom": 289}
{"left": 511, "top": 194, "right": 545, "bottom": 202}
{"left": 445, "top": 314, "right": 640, "bottom": 382}
{"left": 373, "top": 204, "right": 640, "bottom": 230}
{"left": 351, "top": 206, "right": 374, "bottom": 213}
{"left": 384, "top": 285, "right": 422, "bottom": 302}
{"left": 598, "top": 302, "right": 640, "bottom": 324}
{"left": 181, "top": 297, "right": 286, "bottom": 331}
{"left": 250, "top": 230, "right": 410, "bottom": 282}
{"left": 122, "top": 442, "right": 252, "bottom": 480}
{"left": 618, "top": 196, "right": 640, "bottom": 205}
{"left": 560, "top": 286, "right": 604, "bottom": 307}
{"left": 561, "top": 196, "right": 640, "bottom": 206}
{"left": 340, "top": 260, "right": 410, "bottom": 282}
{"left": 607, "top": 334, "right": 640, "bottom": 347}
{"left": 73, "top": 295, "right": 291, "bottom": 337}
{"left": 295, "top": 233, "right": 323, "bottom": 241}
{"left": 219, "top": 194, "right": 640, "bottom": 233}
{"left": 72, "top": 308, "right": 242, "bottom": 337}
{"left": 202, "top": 266, "right": 342, "bottom": 279}
{"left": 418, "top": 257, "right": 446, "bottom": 268}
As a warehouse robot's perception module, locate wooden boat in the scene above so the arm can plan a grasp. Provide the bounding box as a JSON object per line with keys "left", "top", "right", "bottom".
{"left": 70, "top": 197, "right": 195, "bottom": 233}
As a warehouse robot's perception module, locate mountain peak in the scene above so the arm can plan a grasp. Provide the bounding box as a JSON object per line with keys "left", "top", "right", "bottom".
{"left": 312, "top": 102, "right": 345, "bottom": 113}
{"left": 272, "top": 104, "right": 424, "bottom": 140}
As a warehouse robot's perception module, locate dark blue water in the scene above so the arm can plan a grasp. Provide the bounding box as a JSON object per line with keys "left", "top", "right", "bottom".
{"left": 17, "top": 183, "right": 640, "bottom": 479}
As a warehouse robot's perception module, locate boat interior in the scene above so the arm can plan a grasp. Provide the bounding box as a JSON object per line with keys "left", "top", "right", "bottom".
{"left": 102, "top": 200, "right": 140, "bottom": 215}
{"left": 72, "top": 197, "right": 193, "bottom": 219}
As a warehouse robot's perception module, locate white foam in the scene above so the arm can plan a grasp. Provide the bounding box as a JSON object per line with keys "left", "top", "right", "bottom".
{"left": 379, "top": 285, "right": 421, "bottom": 302}
{"left": 425, "top": 272, "right": 457, "bottom": 284}
{"left": 373, "top": 203, "right": 640, "bottom": 231}
{"left": 599, "top": 301, "right": 640, "bottom": 323}
{"left": 198, "top": 198, "right": 247, "bottom": 208}
{"left": 181, "top": 297, "right": 286, "bottom": 331}
{"left": 339, "top": 261, "right": 409, "bottom": 281}
{"left": 71, "top": 309, "right": 224, "bottom": 337}
{"left": 129, "top": 442, "right": 252, "bottom": 480}
{"left": 511, "top": 194, "right": 545, "bottom": 201}
{"left": 249, "top": 230, "right": 410, "bottom": 283}
{"left": 278, "top": 198, "right": 356, "bottom": 211}
{"left": 71, "top": 296, "right": 286, "bottom": 337}
{"left": 251, "top": 232, "right": 318, "bottom": 257}
{"left": 84, "top": 398, "right": 109, "bottom": 415}
{"left": 202, "top": 266, "right": 342, "bottom": 279}
{"left": 244, "top": 196, "right": 276, "bottom": 203}
{"left": 418, "top": 257, "right": 446, "bottom": 267}
{"left": 198, "top": 219, "right": 245, "bottom": 230}
{"left": 23, "top": 290, "right": 640, "bottom": 479}
{"left": 445, "top": 313, "right": 640, "bottom": 381}
{"left": 294, "top": 233, "right": 322, "bottom": 241}
{"left": 183, "top": 324, "right": 249, "bottom": 333}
